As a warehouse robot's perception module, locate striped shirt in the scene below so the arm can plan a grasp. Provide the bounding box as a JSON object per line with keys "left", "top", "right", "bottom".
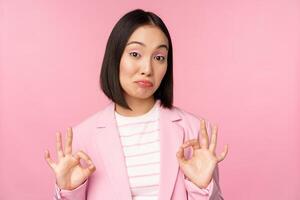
{"left": 114, "top": 101, "right": 160, "bottom": 200}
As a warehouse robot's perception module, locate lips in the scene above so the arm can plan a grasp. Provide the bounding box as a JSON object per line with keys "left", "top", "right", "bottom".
{"left": 135, "top": 80, "right": 154, "bottom": 87}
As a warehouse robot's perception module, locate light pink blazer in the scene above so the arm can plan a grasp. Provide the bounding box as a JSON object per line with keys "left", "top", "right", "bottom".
{"left": 54, "top": 101, "right": 224, "bottom": 200}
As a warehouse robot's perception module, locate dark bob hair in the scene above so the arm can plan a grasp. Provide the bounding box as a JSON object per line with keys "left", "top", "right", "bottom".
{"left": 100, "top": 9, "right": 173, "bottom": 110}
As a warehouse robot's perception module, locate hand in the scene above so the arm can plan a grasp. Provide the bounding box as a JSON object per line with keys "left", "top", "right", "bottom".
{"left": 176, "top": 119, "right": 228, "bottom": 189}
{"left": 44, "top": 127, "right": 96, "bottom": 190}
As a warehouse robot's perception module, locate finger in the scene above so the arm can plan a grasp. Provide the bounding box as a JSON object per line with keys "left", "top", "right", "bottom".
{"left": 56, "top": 132, "right": 65, "bottom": 159}
{"left": 200, "top": 119, "right": 209, "bottom": 149}
{"left": 64, "top": 127, "right": 73, "bottom": 155}
{"left": 75, "top": 151, "right": 96, "bottom": 176}
{"left": 209, "top": 125, "right": 217, "bottom": 152}
{"left": 84, "top": 164, "right": 96, "bottom": 177}
{"left": 44, "top": 149, "right": 56, "bottom": 169}
{"left": 75, "top": 151, "right": 94, "bottom": 166}
{"left": 182, "top": 139, "right": 200, "bottom": 149}
{"left": 217, "top": 144, "right": 229, "bottom": 162}
{"left": 176, "top": 146, "right": 187, "bottom": 164}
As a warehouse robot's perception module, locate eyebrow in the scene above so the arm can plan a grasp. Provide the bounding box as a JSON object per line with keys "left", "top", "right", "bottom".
{"left": 126, "top": 41, "right": 169, "bottom": 51}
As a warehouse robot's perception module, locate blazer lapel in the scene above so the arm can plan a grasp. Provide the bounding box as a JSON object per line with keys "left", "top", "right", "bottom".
{"left": 93, "top": 102, "right": 132, "bottom": 200}
{"left": 92, "top": 101, "right": 184, "bottom": 200}
{"left": 158, "top": 104, "right": 184, "bottom": 200}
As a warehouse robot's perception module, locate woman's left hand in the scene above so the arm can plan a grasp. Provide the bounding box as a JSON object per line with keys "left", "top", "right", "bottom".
{"left": 176, "top": 119, "right": 228, "bottom": 189}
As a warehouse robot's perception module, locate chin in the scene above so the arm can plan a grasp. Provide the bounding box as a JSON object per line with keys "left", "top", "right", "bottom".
{"left": 136, "top": 95, "right": 154, "bottom": 100}
{"left": 130, "top": 93, "right": 154, "bottom": 100}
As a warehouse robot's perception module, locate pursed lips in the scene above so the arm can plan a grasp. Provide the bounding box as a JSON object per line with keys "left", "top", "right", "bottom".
{"left": 135, "top": 80, "right": 154, "bottom": 87}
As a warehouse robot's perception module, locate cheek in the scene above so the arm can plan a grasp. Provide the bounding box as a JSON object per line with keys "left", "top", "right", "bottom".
{"left": 119, "top": 57, "right": 137, "bottom": 81}
{"left": 157, "top": 65, "right": 168, "bottom": 82}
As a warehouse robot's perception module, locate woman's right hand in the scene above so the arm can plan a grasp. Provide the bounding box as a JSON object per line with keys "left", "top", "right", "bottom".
{"left": 44, "top": 127, "right": 96, "bottom": 190}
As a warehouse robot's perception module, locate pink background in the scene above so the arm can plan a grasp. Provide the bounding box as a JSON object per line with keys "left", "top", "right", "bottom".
{"left": 1, "top": 0, "right": 299, "bottom": 199}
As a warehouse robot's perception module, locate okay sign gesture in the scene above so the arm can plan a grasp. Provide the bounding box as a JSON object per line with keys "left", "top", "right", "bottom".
{"left": 176, "top": 119, "right": 229, "bottom": 189}
{"left": 44, "top": 128, "right": 96, "bottom": 190}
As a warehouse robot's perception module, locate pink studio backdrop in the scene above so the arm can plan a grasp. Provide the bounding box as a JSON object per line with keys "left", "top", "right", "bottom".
{"left": 1, "top": 0, "right": 299, "bottom": 199}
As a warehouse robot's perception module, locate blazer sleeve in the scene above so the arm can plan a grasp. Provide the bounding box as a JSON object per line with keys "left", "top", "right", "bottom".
{"left": 179, "top": 109, "right": 225, "bottom": 200}
{"left": 53, "top": 126, "right": 88, "bottom": 200}
{"left": 53, "top": 179, "right": 88, "bottom": 200}
{"left": 184, "top": 165, "right": 224, "bottom": 200}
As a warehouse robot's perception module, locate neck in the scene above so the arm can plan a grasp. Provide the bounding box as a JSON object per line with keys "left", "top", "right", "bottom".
{"left": 115, "top": 96, "right": 156, "bottom": 117}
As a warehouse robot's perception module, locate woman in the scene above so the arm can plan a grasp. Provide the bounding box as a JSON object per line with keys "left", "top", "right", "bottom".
{"left": 45, "top": 9, "right": 228, "bottom": 200}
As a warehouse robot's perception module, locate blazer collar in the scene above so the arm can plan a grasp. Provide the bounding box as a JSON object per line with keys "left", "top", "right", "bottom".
{"left": 93, "top": 100, "right": 184, "bottom": 200}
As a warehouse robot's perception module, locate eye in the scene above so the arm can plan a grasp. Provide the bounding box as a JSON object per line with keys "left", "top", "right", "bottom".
{"left": 155, "top": 55, "right": 166, "bottom": 62}
{"left": 129, "top": 52, "right": 140, "bottom": 58}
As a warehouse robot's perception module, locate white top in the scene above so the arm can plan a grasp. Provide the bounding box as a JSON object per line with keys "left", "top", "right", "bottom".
{"left": 114, "top": 101, "right": 160, "bottom": 200}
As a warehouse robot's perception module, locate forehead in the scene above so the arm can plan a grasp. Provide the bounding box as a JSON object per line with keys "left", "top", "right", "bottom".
{"left": 127, "top": 25, "right": 169, "bottom": 47}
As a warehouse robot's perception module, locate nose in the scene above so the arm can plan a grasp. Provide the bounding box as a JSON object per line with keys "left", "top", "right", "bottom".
{"left": 140, "top": 58, "right": 153, "bottom": 76}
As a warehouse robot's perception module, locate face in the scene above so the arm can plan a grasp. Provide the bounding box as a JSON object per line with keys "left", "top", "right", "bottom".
{"left": 119, "top": 25, "right": 169, "bottom": 102}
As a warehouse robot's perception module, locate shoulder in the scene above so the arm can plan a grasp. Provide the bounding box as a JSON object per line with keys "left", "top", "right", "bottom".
{"left": 173, "top": 105, "right": 203, "bottom": 124}
{"left": 70, "top": 103, "right": 112, "bottom": 150}
{"left": 170, "top": 105, "right": 213, "bottom": 138}
{"left": 72, "top": 102, "right": 112, "bottom": 134}
{"left": 172, "top": 105, "right": 210, "bottom": 125}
